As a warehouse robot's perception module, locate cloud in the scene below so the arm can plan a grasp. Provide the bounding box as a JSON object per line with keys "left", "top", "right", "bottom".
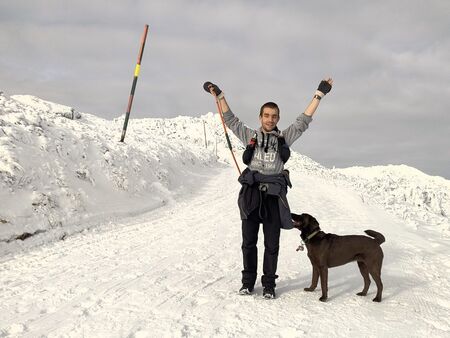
{"left": 0, "top": 0, "right": 449, "bottom": 178}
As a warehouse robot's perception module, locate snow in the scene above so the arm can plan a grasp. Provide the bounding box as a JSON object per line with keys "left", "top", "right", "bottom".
{"left": 0, "top": 93, "right": 223, "bottom": 251}
{"left": 335, "top": 165, "right": 450, "bottom": 233}
{"left": 1, "top": 92, "right": 449, "bottom": 337}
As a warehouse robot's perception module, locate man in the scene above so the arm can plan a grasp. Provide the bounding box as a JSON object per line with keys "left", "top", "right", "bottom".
{"left": 204, "top": 78, "right": 333, "bottom": 299}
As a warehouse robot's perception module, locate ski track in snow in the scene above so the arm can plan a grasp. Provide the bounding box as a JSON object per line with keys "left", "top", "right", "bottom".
{"left": 1, "top": 167, "right": 449, "bottom": 337}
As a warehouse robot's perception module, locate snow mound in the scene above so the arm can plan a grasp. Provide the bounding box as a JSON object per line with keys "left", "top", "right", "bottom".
{"left": 335, "top": 165, "right": 450, "bottom": 232}
{"left": 0, "top": 93, "right": 223, "bottom": 244}
{"left": 286, "top": 149, "right": 449, "bottom": 233}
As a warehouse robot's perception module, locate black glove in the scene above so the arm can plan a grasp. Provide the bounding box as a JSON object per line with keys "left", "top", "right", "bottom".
{"left": 317, "top": 80, "right": 332, "bottom": 95}
{"left": 203, "top": 81, "right": 222, "bottom": 96}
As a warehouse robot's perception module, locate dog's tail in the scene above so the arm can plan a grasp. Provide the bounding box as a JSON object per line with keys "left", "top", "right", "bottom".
{"left": 365, "top": 230, "right": 385, "bottom": 245}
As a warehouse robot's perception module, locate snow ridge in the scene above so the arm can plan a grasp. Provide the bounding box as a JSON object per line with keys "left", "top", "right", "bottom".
{"left": 336, "top": 165, "right": 450, "bottom": 232}
{"left": 1, "top": 92, "right": 449, "bottom": 254}
{"left": 286, "top": 152, "right": 450, "bottom": 233}
{"left": 0, "top": 93, "right": 221, "bottom": 248}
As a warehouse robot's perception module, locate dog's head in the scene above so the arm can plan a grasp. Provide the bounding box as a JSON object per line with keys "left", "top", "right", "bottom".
{"left": 291, "top": 213, "right": 320, "bottom": 239}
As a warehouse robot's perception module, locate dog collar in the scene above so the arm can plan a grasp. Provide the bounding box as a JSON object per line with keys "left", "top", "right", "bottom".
{"left": 304, "top": 229, "right": 321, "bottom": 243}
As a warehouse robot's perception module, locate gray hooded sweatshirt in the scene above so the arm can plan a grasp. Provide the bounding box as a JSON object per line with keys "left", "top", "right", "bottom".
{"left": 222, "top": 109, "right": 313, "bottom": 175}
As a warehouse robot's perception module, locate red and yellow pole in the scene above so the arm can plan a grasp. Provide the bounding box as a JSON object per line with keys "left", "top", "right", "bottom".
{"left": 120, "top": 24, "right": 149, "bottom": 142}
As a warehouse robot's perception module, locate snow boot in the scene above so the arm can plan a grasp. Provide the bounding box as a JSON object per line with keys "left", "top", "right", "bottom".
{"left": 263, "top": 286, "right": 276, "bottom": 299}
{"left": 239, "top": 284, "right": 254, "bottom": 295}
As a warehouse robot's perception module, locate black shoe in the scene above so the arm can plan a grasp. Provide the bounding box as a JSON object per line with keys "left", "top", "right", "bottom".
{"left": 239, "top": 284, "right": 254, "bottom": 295}
{"left": 263, "top": 286, "right": 276, "bottom": 299}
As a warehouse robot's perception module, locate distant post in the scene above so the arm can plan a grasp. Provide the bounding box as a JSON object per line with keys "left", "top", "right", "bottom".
{"left": 120, "top": 24, "right": 149, "bottom": 142}
{"left": 203, "top": 120, "right": 207, "bottom": 148}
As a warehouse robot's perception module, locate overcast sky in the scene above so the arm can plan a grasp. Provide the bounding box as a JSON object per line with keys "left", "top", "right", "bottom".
{"left": 1, "top": 0, "right": 449, "bottom": 179}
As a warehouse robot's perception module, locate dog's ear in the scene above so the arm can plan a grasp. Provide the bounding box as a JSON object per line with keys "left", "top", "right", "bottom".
{"left": 302, "top": 214, "right": 319, "bottom": 229}
{"left": 311, "top": 216, "right": 320, "bottom": 227}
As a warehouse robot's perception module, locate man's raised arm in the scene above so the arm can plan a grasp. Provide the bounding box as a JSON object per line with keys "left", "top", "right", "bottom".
{"left": 203, "top": 81, "right": 254, "bottom": 144}
{"left": 283, "top": 78, "right": 333, "bottom": 146}
{"left": 304, "top": 78, "right": 333, "bottom": 117}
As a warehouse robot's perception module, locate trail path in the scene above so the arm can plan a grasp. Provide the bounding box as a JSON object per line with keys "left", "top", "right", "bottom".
{"left": 1, "top": 168, "right": 449, "bottom": 337}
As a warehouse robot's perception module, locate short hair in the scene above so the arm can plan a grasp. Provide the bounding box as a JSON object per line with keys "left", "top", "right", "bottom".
{"left": 259, "top": 102, "right": 280, "bottom": 117}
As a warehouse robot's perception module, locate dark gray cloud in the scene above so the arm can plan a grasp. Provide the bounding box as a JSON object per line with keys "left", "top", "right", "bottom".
{"left": 1, "top": 0, "right": 449, "bottom": 178}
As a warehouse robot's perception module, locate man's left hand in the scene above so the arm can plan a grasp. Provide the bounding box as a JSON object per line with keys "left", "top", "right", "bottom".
{"left": 317, "top": 78, "right": 333, "bottom": 96}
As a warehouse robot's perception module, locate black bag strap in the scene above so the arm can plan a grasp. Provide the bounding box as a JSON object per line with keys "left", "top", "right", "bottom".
{"left": 242, "top": 131, "right": 291, "bottom": 165}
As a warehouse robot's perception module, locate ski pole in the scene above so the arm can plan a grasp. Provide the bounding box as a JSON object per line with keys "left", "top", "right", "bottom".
{"left": 120, "top": 24, "right": 149, "bottom": 142}
{"left": 214, "top": 96, "right": 242, "bottom": 175}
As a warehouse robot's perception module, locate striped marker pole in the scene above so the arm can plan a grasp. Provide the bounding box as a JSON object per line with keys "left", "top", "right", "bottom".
{"left": 120, "top": 24, "right": 149, "bottom": 142}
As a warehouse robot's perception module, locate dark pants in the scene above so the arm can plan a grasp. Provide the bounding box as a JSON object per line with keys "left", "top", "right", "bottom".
{"left": 241, "top": 195, "right": 281, "bottom": 288}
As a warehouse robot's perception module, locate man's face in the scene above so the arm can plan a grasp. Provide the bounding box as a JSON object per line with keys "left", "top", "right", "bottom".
{"left": 259, "top": 107, "right": 280, "bottom": 132}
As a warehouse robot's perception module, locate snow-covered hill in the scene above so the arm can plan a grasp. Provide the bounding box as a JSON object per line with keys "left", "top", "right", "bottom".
{"left": 336, "top": 165, "right": 450, "bottom": 232}
{"left": 288, "top": 155, "right": 450, "bottom": 234}
{"left": 1, "top": 93, "right": 449, "bottom": 337}
{"left": 1, "top": 92, "right": 449, "bottom": 253}
{"left": 0, "top": 93, "right": 224, "bottom": 249}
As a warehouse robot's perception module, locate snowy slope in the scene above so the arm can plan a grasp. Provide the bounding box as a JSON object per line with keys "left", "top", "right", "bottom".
{"left": 0, "top": 92, "right": 231, "bottom": 251}
{"left": 335, "top": 165, "right": 450, "bottom": 232}
{"left": 2, "top": 91, "right": 448, "bottom": 251}
{"left": 285, "top": 154, "right": 450, "bottom": 236}
{"left": 1, "top": 93, "right": 449, "bottom": 337}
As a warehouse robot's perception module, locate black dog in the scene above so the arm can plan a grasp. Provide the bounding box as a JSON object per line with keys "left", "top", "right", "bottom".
{"left": 291, "top": 213, "right": 385, "bottom": 302}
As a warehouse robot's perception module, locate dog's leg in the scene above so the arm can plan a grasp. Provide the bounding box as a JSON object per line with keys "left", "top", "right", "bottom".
{"left": 356, "top": 261, "right": 370, "bottom": 296}
{"left": 319, "top": 266, "right": 328, "bottom": 302}
{"left": 369, "top": 265, "right": 383, "bottom": 302}
{"left": 304, "top": 265, "right": 319, "bottom": 292}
